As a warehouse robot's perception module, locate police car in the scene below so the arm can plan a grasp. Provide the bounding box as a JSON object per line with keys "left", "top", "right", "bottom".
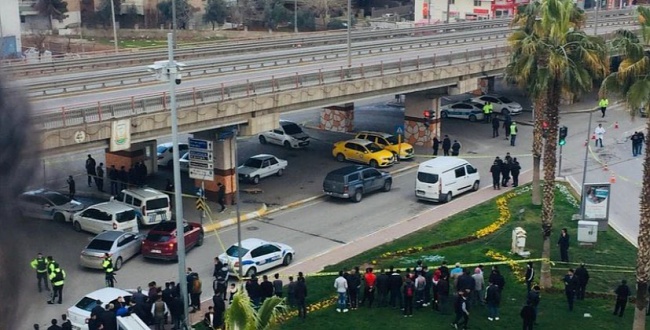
{"left": 17, "top": 189, "right": 84, "bottom": 222}
{"left": 218, "top": 238, "right": 295, "bottom": 278}
{"left": 440, "top": 101, "right": 485, "bottom": 122}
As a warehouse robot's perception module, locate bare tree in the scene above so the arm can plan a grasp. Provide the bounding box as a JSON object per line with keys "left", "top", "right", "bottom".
{"left": 309, "top": 0, "right": 347, "bottom": 26}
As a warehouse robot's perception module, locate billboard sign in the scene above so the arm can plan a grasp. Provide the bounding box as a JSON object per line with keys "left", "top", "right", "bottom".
{"left": 581, "top": 182, "right": 611, "bottom": 221}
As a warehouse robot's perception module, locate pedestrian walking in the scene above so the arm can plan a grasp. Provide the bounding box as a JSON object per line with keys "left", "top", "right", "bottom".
{"left": 362, "top": 267, "right": 376, "bottom": 308}
{"left": 483, "top": 102, "right": 493, "bottom": 123}
{"left": 451, "top": 140, "right": 461, "bottom": 156}
{"left": 503, "top": 114, "right": 512, "bottom": 140}
{"left": 94, "top": 163, "right": 104, "bottom": 192}
{"left": 599, "top": 97, "right": 609, "bottom": 118}
{"left": 594, "top": 123, "right": 606, "bottom": 148}
{"left": 613, "top": 279, "right": 631, "bottom": 317}
{"left": 48, "top": 262, "right": 65, "bottom": 304}
{"left": 525, "top": 262, "right": 535, "bottom": 293}
{"left": 102, "top": 254, "right": 116, "bottom": 287}
{"left": 575, "top": 263, "right": 590, "bottom": 300}
{"left": 334, "top": 271, "right": 349, "bottom": 313}
{"left": 452, "top": 291, "right": 470, "bottom": 329}
{"left": 85, "top": 154, "right": 96, "bottom": 188}
{"left": 520, "top": 301, "right": 536, "bottom": 330}
{"left": 31, "top": 252, "right": 50, "bottom": 292}
{"left": 189, "top": 273, "right": 202, "bottom": 312}
{"left": 403, "top": 278, "right": 415, "bottom": 317}
{"left": 526, "top": 285, "right": 541, "bottom": 323}
{"left": 295, "top": 275, "right": 308, "bottom": 320}
{"left": 66, "top": 176, "right": 75, "bottom": 200}
{"left": 492, "top": 116, "right": 500, "bottom": 138}
{"left": 630, "top": 132, "right": 639, "bottom": 156}
{"left": 636, "top": 131, "right": 645, "bottom": 156}
{"left": 557, "top": 228, "right": 570, "bottom": 262}
{"left": 510, "top": 122, "right": 518, "bottom": 146}
{"left": 432, "top": 136, "right": 440, "bottom": 156}
{"left": 118, "top": 166, "right": 128, "bottom": 190}
{"left": 485, "top": 281, "right": 501, "bottom": 321}
{"left": 563, "top": 268, "right": 578, "bottom": 311}
{"left": 217, "top": 182, "right": 226, "bottom": 213}
{"left": 511, "top": 158, "right": 521, "bottom": 187}
{"left": 108, "top": 165, "right": 119, "bottom": 195}
{"left": 442, "top": 135, "right": 452, "bottom": 156}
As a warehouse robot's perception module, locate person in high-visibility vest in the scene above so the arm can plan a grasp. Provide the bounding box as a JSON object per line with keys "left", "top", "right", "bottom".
{"left": 599, "top": 97, "right": 609, "bottom": 118}
{"left": 509, "top": 122, "right": 518, "bottom": 147}
{"left": 102, "top": 253, "right": 116, "bottom": 287}
{"left": 483, "top": 102, "right": 493, "bottom": 123}
{"left": 30, "top": 252, "right": 50, "bottom": 292}
{"left": 46, "top": 256, "right": 57, "bottom": 275}
{"left": 48, "top": 262, "right": 66, "bottom": 304}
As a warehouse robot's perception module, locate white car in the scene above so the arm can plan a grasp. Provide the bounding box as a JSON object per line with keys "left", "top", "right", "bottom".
{"left": 157, "top": 142, "right": 189, "bottom": 168}
{"left": 258, "top": 120, "right": 310, "bottom": 149}
{"left": 67, "top": 287, "right": 135, "bottom": 330}
{"left": 218, "top": 238, "right": 295, "bottom": 278}
{"left": 440, "top": 101, "right": 485, "bottom": 122}
{"left": 179, "top": 152, "right": 189, "bottom": 172}
{"left": 16, "top": 189, "right": 84, "bottom": 222}
{"left": 237, "top": 154, "right": 288, "bottom": 184}
{"left": 72, "top": 201, "right": 140, "bottom": 234}
{"left": 469, "top": 94, "right": 523, "bottom": 115}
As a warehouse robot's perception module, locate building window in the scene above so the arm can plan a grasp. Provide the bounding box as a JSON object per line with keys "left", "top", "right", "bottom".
{"left": 474, "top": 0, "right": 481, "bottom": 5}
{"left": 20, "top": 15, "right": 26, "bottom": 23}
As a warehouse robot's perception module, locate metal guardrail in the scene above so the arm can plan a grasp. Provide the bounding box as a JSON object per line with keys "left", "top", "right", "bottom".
{"left": 4, "top": 8, "right": 634, "bottom": 77}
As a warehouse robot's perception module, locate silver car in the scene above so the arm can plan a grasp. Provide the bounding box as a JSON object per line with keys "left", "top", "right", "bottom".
{"left": 17, "top": 189, "right": 84, "bottom": 222}
{"left": 80, "top": 231, "right": 144, "bottom": 270}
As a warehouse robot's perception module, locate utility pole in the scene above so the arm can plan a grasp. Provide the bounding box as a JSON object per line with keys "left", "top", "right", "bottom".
{"left": 171, "top": 0, "right": 178, "bottom": 49}
{"left": 580, "top": 110, "right": 594, "bottom": 217}
{"left": 294, "top": 0, "right": 298, "bottom": 33}
{"left": 446, "top": 0, "right": 452, "bottom": 24}
{"left": 110, "top": 0, "right": 118, "bottom": 54}
{"left": 594, "top": 0, "right": 600, "bottom": 36}
{"left": 428, "top": 0, "right": 432, "bottom": 25}
{"left": 346, "top": 0, "right": 352, "bottom": 69}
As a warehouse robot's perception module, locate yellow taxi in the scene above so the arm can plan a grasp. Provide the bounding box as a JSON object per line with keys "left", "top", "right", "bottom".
{"left": 355, "top": 131, "right": 414, "bottom": 160}
{"left": 332, "top": 139, "right": 395, "bottom": 168}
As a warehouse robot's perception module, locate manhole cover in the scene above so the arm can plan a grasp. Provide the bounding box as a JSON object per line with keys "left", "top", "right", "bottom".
{"left": 246, "top": 226, "right": 259, "bottom": 231}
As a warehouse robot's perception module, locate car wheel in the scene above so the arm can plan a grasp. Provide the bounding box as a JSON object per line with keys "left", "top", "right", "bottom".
{"left": 73, "top": 221, "right": 82, "bottom": 232}
{"left": 441, "top": 111, "right": 448, "bottom": 118}
{"left": 167, "top": 160, "right": 173, "bottom": 168}
{"left": 53, "top": 213, "right": 66, "bottom": 223}
{"left": 259, "top": 135, "right": 267, "bottom": 144}
{"left": 501, "top": 109, "right": 510, "bottom": 116}
{"left": 284, "top": 141, "right": 292, "bottom": 149}
{"left": 336, "top": 153, "right": 346, "bottom": 162}
{"left": 245, "top": 267, "right": 257, "bottom": 278}
{"left": 382, "top": 180, "right": 392, "bottom": 192}
{"left": 115, "top": 257, "right": 123, "bottom": 271}
{"left": 196, "top": 232, "right": 204, "bottom": 246}
{"left": 352, "top": 189, "right": 363, "bottom": 203}
{"left": 283, "top": 254, "right": 293, "bottom": 266}
{"left": 469, "top": 114, "right": 477, "bottom": 122}
{"left": 277, "top": 168, "right": 284, "bottom": 177}
{"left": 252, "top": 176, "right": 260, "bottom": 184}
{"left": 445, "top": 191, "right": 453, "bottom": 203}
{"left": 369, "top": 159, "right": 379, "bottom": 168}
{"left": 472, "top": 180, "right": 480, "bottom": 191}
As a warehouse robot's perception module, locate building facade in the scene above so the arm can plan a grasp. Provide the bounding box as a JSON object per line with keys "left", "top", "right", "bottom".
{"left": 1, "top": 0, "right": 22, "bottom": 58}
{"left": 414, "top": 0, "right": 523, "bottom": 24}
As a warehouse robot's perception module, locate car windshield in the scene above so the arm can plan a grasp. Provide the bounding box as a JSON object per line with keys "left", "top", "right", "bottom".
{"left": 498, "top": 96, "right": 513, "bottom": 103}
{"left": 43, "top": 192, "right": 70, "bottom": 206}
{"left": 146, "top": 198, "right": 168, "bottom": 210}
{"left": 86, "top": 239, "right": 113, "bottom": 251}
{"left": 281, "top": 123, "right": 303, "bottom": 135}
{"left": 146, "top": 233, "right": 172, "bottom": 242}
{"left": 156, "top": 146, "right": 168, "bottom": 154}
{"left": 366, "top": 143, "right": 384, "bottom": 153}
{"left": 225, "top": 245, "right": 249, "bottom": 258}
{"left": 385, "top": 135, "right": 399, "bottom": 144}
{"left": 243, "top": 158, "right": 263, "bottom": 168}
{"left": 115, "top": 210, "right": 136, "bottom": 223}
{"left": 75, "top": 297, "right": 101, "bottom": 312}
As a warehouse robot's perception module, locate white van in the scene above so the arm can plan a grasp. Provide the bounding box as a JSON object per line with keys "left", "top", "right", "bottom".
{"left": 115, "top": 188, "right": 171, "bottom": 225}
{"left": 258, "top": 120, "right": 310, "bottom": 149}
{"left": 415, "top": 157, "right": 480, "bottom": 203}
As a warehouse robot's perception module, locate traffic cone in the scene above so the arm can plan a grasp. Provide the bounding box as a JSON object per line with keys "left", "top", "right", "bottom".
{"left": 603, "top": 163, "right": 608, "bottom": 171}
{"left": 591, "top": 134, "right": 596, "bottom": 140}
{"left": 614, "top": 121, "right": 619, "bottom": 129}
{"left": 610, "top": 175, "right": 616, "bottom": 184}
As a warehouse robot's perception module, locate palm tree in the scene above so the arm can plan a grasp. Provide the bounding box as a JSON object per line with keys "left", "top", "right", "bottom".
{"left": 600, "top": 7, "right": 650, "bottom": 329}
{"left": 507, "top": 0, "right": 609, "bottom": 288}
{"left": 224, "top": 289, "right": 287, "bottom": 330}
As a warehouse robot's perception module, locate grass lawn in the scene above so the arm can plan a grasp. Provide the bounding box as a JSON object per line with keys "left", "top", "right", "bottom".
{"left": 272, "top": 183, "right": 639, "bottom": 330}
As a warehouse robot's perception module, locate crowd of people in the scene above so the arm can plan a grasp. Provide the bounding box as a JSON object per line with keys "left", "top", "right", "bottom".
{"left": 70, "top": 154, "right": 150, "bottom": 198}
{"left": 489, "top": 152, "right": 522, "bottom": 190}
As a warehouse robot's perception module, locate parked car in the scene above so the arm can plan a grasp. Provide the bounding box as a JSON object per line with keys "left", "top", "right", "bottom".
{"left": 258, "top": 120, "right": 310, "bottom": 149}
{"left": 323, "top": 165, "right": 392, "bottom": 202}
{"left": 114, "top": 188, "right": 171, "bottom": 225}
{"left": 141, "top": 221, "right": 204, "bottom": 260}
{"left": 16, "top": 189, "right": 84, "bottom": 222}
{"left": 238, "top": 154, "right": 288, "bottom": 184}
{"left": 415, "top": 157, "right": 480, "bottom": 203}
{"left": 440, "top": 101, "right": 485, "bottom": 122}
{"left": 332, "top": 139, "right": 395, "bottom": 168}
{"left": 157, "top": 142, "right": 189, "bottom": 167}
{"left": 218, "top": 238, "right": 294, "bottom": 278}
{"left": 354, "top": 131, "right": 414, "bottom": 160}
{"left": 72, "top": 201, "right": 140, "bottom": 234}
{"left": 67, "top": 287, "right": 134, "bottom": 330}
{"left": 79, "top": 231, "right": 144, "bottom": 270}
{"left": 179, "top": 152, "right": 190, "bottom": 172}
{"left": 469, "top": 94, "right": 523, "bottom": 115}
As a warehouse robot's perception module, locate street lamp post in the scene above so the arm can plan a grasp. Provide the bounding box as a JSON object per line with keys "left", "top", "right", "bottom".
{"left": 172, "top": 0, "right": 178, "bottom": 49}
{"left": 347, "top": 0, "right": 352, "bottom": 69}
{"left": 294, "top": 0, "right": 298, "bottom": 33}
{"left": 428, "top": 0, "right": 432, "bottom": 25}
{"left": 579, "top": 110, "right": 595, "bottom": 217}
{"left": 231, "top": 131, "right": 244, "bottom": 278}
{"left": 594, "top": 0, "right": 600, "bottom": 36}
{"left": 446, "top": 0, "right": 451, "bottom": 24}
{"left": 109, "top": 0, "right": 118, "bottom": 54}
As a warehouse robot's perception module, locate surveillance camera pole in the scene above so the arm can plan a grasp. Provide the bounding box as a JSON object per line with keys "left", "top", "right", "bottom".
{"left": 579, "top": 110, "right": 594, "bottom": 218}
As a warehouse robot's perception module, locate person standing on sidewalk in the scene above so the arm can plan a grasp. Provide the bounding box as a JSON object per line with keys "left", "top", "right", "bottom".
{"left": 510, "top": 158, "right": 521, "bottom": 187}
{"left": 85, "top": 154, "right": 96, "bottom": 188}
{"left": 31, "top": 252, "right": 50, "bottom": 292}
{"left": 637, "top": 131, "right": 645, "bottom": 156}
{"left": 451, "top": 140, "right": 462, "bottom": 156}
{"left": 334, "top": 271, "right": 349, "bottom": 313}
{"left": 217, "top": 182, "right": 226, "bottom": 213}
{"left": 563, "top": 269, "right": 578, "bottom": 311}
{"left": 574, "top": 263, "right": 590, "bottom": 300}
{"left": 491, "top": 116, "right": 500, "bottom": 138}
{"left": 599, "top": 97, "right": 609, "bottom": 118}
{"left": 108, "top": 165, "right": 119, "bottom": 195}
{"left": 509, "top": 122, "right": 518, "bottom": 146}
{"left": 558, "top": 228, "right": 570, "bottom": 262}
{"left": 594, "top": 124, "right": 606, "bottom": 148}
{"left": 483, "top": 102, "right": 493, "bottom": 123}
{"left": 94, "top": 163, "right": 104, "bottom": 193}
{"left": 432, "top": 136, "right": 440, "bottom": 156}
{"left": 66, "top": 176, "right": 75, "bottom": 200}
{"left": 503, "top": 114, "right": 512, "bottom": 140}
{"left": 295, "top": 275, "right": 308, "bottom": 320}
{"left": 442, "top": 135, "right": 452, "bottom": 156}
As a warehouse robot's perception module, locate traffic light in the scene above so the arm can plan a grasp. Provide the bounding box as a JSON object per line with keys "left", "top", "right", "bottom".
{"left": 559, "top": 126, "right": 568, "bottom": 146}
{"left": 423, "top": 110, "right": 435, "bottom": 127}
{"left": 542, "top": 121, "right": 549, "bottom": 139}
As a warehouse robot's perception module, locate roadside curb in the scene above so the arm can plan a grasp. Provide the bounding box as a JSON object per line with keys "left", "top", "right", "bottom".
{"left": 202, "top": 203, "right": 268, "bottom": 232}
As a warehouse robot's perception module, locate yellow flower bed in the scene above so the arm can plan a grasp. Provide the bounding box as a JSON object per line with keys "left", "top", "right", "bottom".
{"left": 485, "top": 250, "right": 527, "bottom": 283}
{"left": 276, "top": 296, "right": 337, "bottom": 323}
{"left": 472, "top": 192, "right": 515, "bottom": 238}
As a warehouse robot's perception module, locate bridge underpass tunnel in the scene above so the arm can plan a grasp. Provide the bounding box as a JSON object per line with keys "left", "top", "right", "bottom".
{"left": 403, "top": 91, "right": 442, "bottom": 148}
{"left": 105, "top": 140, "right": 157, "bottom": 180}
{"left": 319, "top": 102, "right": 354, "bottom": 132}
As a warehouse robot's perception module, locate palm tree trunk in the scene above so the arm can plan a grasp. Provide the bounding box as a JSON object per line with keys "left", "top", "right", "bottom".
{"left": 632, "top": 118, "right": 650, "bottom": 329}
{"left": 532, "top": 97, "right": 545, "bottom": 206}
{"left": 540, "top": 80, "right": 560, "bottom": 289}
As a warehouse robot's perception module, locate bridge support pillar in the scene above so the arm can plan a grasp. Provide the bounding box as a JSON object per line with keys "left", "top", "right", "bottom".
{"left": 192, "top": 131, "right": 237, "bottom": 205}
{"left": 105, "top": 140, "right": 157, "bottom": 184}
{"left": 320, "top": 102, "right": 354, "bottom": 132}
{"left": 473, "top": 77, "right": 495, "bottom": 95}
{"left": 403, "top": 92, "right": 441, "bottom": 148}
